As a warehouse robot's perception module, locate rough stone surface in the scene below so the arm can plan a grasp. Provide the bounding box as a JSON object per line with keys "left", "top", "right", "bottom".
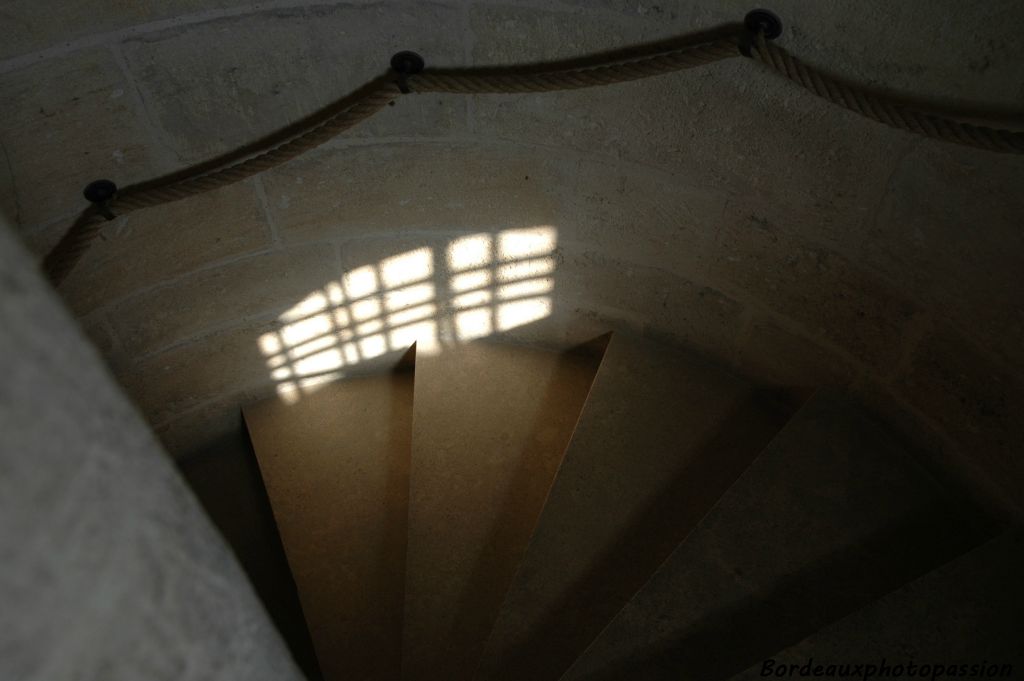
{"left": 0, "top": 0, "right": 238, "bottom": 60}
{"left": 895, "top": 324, "right": 1024, "bottom": 493}
{"left": 0, "top": 0, "right": 1021, "bottom": 519}
{"left": 118, "top": 4, "right": 468, "bottom": 165}
{"left": 120, "top": 319, "right": 283, "bottom": 424}
{"left": 729, "top": 531, "right": 1024, "bottom": 680}
{"left": 0, "top": 48, "right": 159, "bottom": 229}
{"left": 245, "top": 368, "right": 415, "bottom": 681}
{"left": 0, "top": 215, "right": 302, "bottom": 681}
{"left": 711, "top": 212, "right": 922, "bottom": 371}
{"left": 404, "top": 341, "right": 602, "bottom": 681}
{"left": 733, "top": 314, "right": 861, "bottom": 388}
{"left": 561, "top": 392, "right": 996, "bottom": 681}
{"left": 476, "top": 332, "right": 794, "bottom": 681}
{"left": 4, "top": 2, "right": 1024, "bottom": 677}
{"left": 109, "top": 243, "right": 339, "bottom": 356}
{"left": 50, "top": 180, "right": 273, "bottom": 317}
{"left": 260, "top": 142, "right": 566, "bottom": 243}
{"left": 862, "top": 143, "right": 1024, "bottom": 374}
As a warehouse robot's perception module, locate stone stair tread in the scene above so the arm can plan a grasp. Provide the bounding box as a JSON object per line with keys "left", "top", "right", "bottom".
{"left": 243, "top": 359, "right": 415, "bottom": 681}
{"left": 403, "top": 338, "right": 604, "bottom": 681}
{"left": 559, "top": 392, "right": 996, "bottom": 681}
{"left": 727, "top": 530, "right": 1024, "bottom": 680}
{"left": 474, "top": 332, "right": 797, "bottom": 681}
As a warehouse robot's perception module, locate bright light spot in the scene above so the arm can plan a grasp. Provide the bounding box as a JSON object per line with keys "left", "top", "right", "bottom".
{"left": 342, "top": 342, "right": 360, "bottom": 364}
{"left": 385, "top": 283, "right": 435, "bottom": 311}
{"left": 333, "top": 308, "right": 352, "bottom": 327}
{"left": 456, "top": 308, "right": 492, "bottom": 340}
{"left": 279, "top": 291, "right": 328, "bottom": 323}
{"left": 391, "top": 320, "right": 439, "bottom": 354}
{"left": 288, "top": 332, "right": 339, "bottom": 362}
{"left": 281, "top": 314, "right": 332, "bottom": 347}
{"left": 450, "top": 269, "right": 491, "bottom": 292}
{"left": 292, "top": 348, "right": 344, "bottom": 376}
{"left": 359, "top": 334, "right": 388, "bottom": 358}
{"left": 343, "top": 266, "right": 378, "bottom": 299}
{"left": 356, "top": 318, "right": 385, "bottom": 336}
{"left": 380, "top": 247, "right": 432, "bottom": 287}
{"left": 326, "top": 282, "right": 346, "bottom": 306}
{"left": 276, "top": 382, "right": 301, "bottom": 404}
{"left": 296, "top": 372, "right": 343, "bottom": 390}
{"left": 388, "top": 303, "right": 437, "bottom": 327}
{"left": 452, "top": 289, "right": 492, "bottom": 310}
{"left": 497, "top": 257, "right": 556, "bottom": 282}
{"left": 351, "top": 298, "right": 382, "bottom": 322}
{"left": 499, "top": 227, "right": 556, "bottom": 260}
{"left": 259, "top": 333, "right": 282, "bottom": 355}
{"left": 497, "top": 298, "right": 552, "bottom": 331}
{"left": 257, "top": 230, "right": 559, "bottom": 402}
{"left": 499, "top": 278, "right": 553, "bottom": 300}
{"left": 447, "top": 234, "right": 492, "bottom": 272}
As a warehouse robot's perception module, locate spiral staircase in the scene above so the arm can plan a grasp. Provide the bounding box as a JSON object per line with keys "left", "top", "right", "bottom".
{"left": 200, "top": 330, "right": 1022, "bottom": 681}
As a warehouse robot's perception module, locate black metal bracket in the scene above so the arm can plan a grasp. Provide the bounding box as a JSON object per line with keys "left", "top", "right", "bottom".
{"left": 83, "top": 179, "right": 118, "bottom": 220}
{"left": 740, "top": 9, "right": 783, "bottom": 57}
{"left": 390, "top": 51, "right": 425, "bottom": 93}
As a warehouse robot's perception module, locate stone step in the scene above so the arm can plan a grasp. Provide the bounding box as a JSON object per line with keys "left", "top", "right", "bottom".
{"left": 560, "top": 392, "right": 997, "bottom": 681}
{"left": 403, "top": 338, "right": 605, "bottom": 681}
{"left": 474, "top": 332, "right": 797, "bottom": 681}
{"left": 728, "top": 530, "right": 1024, "bottom": 681}
{"left": 243, "top": 351, "right": 416, "bottom": 681}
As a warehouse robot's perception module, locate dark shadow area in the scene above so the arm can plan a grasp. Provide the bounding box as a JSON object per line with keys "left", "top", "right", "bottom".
{"left": 570, "top": 499, "right": 1001, "bottom": 681}
{"left": 379, "top": 346, "right": 416, "bottom": 681}
{"left": 176, "top": 417, "right": 325, "bottom": 681}
{"left": 449, "top": 333, "right": 611, "bottom": 677}
{"left": 427, "top": 23, "right": 743, "bottom": 78}
{"left": 486, "top": 388, "right": 799, "bottom": 681}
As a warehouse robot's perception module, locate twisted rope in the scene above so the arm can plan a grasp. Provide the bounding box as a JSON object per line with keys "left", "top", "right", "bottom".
{"left": 411, "top": 36, "right": 740, "bottom": 93}
{"left": 750, "top": 37, "right": 1024, "bottom": 154}
{"left": 44, "top": 77, "right": 401, "bottom": 284}
{"left": 43, "top": 19, "right": 1024, "bottom": 286}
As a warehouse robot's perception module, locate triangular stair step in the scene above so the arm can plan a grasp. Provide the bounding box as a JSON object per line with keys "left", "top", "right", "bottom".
{"left": 474, "top": 331, "right": 798, "bottom": 681}
{"left": 403, "top": 337, "right": 606, "bottom": 681}
{"left": 559, "top": 392, "right": 998, "bottom": 681}
{"left": 728, "top": 530, "right": 1024, "bottom": 680}
{"left": 243, "top": 349, "right": 416, "bottom": 681}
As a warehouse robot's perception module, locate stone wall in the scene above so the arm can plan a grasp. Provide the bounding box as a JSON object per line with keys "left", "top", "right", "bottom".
{"left": 0, "top": 214, "right": 302, "bottom": 680}
{"left": 1, "top": 1, "right": 1021, "bottom": 515}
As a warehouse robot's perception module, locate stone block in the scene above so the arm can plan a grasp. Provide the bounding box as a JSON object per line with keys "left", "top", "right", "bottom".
{"left": 109, "top": 243, "right": 339, "bottom": 357}
{"left": 261, "top": 142, "right": 566, "bottom": 242}
{"left": 557, "top": 248, "right": 746, "bottom": 363}
{"left": 119, "top": 4, "right": 467, "bottom": 165}
{"left": 467, "top": 4, "right": 913, "bottom": 258}
{"left": 0, "top": 48, "right": 158, "bottom": 229}
{"left": 154, "top": 399, "right": 245, "bottom": 460}
{"left": 116, "top": 320, "right": 279, "bottom": 424}
{"left": 0, "top": 0, "right": 237, "bottom": 60}
{"left": 710, "top": 212, "right": 920, "bottom": 371}
{"left": 896, "top": 324, "right": 1024, "bottom": 507}
{"left": 734, "top": 314, "right": 860, "bottom": 388}
{"left": 558, "top": 157, "right": 722, "bottom": 278}
{"left": 518, "top": 0, "right": 1024, "bottom": 109}
{"left": 862, "top": 143, "right": 1024, "bottom": 374}
{"left": 53, "top": 180, "right": 272, "bottom": 316}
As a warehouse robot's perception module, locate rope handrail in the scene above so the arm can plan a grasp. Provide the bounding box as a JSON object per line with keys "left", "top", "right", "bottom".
{"left": 42, "top": 9, "right": 1024, "bottom": 286}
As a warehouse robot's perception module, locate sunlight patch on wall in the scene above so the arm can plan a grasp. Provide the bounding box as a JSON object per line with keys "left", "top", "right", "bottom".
{"left": 259, "top": 227, "right": 558, "bottom": 403}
